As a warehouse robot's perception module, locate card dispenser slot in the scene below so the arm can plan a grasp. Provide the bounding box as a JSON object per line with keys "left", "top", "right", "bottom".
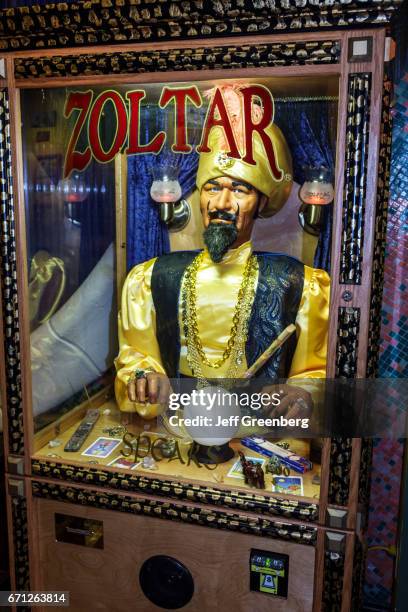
{"left": 55, "top": 513, "right": 104, "bottom": 549}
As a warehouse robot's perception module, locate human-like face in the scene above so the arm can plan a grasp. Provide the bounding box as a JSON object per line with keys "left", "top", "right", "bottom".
{"left": 200, "top": 176, "right": 265, "bottom": 246}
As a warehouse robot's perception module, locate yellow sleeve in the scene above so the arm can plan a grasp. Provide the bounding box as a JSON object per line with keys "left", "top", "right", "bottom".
{"left": 114, "top": 258, "right": 165, "bottom": 417}
{"left": 288, "top": 266, "right": 330, "bottom": 379}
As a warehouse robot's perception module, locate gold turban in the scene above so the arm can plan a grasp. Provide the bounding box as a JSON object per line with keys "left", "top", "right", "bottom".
{"left": 196, "top": 90, "right": 293, "bottom": 217}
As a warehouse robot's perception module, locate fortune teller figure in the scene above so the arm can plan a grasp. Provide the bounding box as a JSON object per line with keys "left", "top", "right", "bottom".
{"left": 115, "top": 85, "right": 330, "bottom": 418}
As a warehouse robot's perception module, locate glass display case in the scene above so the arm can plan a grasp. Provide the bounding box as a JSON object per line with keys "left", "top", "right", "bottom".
{"left": 20, "top": 75, "right": 339, "bottom": 505}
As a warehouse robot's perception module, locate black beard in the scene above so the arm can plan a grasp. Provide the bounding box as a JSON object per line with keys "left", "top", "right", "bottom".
{"left": 203, "top": 222, "right": 238, "bottom": 263}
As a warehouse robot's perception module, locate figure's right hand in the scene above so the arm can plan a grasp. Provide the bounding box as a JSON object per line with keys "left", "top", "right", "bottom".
{"left": 127, "top": 371, "right": 171, "bottom": 405}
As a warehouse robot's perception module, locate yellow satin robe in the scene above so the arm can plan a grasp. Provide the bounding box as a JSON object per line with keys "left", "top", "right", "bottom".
{"left": 115, "top": 241, "right": 330, "bottom": 416}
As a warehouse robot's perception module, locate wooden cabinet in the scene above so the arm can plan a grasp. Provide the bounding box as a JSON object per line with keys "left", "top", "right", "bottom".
{"left": 0, "top": 5, "right": 395, "bottom": 609}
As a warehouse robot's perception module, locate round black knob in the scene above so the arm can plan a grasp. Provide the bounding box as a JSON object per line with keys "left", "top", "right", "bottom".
{"left": 139, "top": 555, "right": 194, "bottom": 609}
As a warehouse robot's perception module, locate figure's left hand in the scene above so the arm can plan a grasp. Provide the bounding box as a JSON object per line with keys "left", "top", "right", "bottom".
{"left": 263, "top": 384, "right": 313, "bottom": 420}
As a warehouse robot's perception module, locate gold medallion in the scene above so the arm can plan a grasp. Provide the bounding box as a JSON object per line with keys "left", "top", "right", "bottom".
{"left": 215, "top": 152, "right": 236, "bottom": 171}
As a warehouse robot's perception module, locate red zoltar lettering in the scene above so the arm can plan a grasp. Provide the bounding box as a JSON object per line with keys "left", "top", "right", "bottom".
{"left": 159, "top": 86, "right": 202, "bottom": 153}
{"left": 88, "top": 90, "right": 128, "bottom": 163}
{"left": 126, "top": 90, "right": 166, "bottom": 156}
{"left": 241, "top": 85, "right": 283, "bottom": 181}
{"left": 63, "top": 90, "right": 93, "bottom": 177}
{"left": 197, "top": 87, "right": 240, "bottom": 159}
{"left": 63, "top": 85, "right": 283, "bottom": 181}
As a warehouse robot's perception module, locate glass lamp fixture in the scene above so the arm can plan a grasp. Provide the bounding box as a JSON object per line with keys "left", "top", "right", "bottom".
{"left": 150, "top": 165, "right": 190, "bottom": 231}
{"left": 298, "top": 167, "right": 334, "bottom": 236}
{"left": 57, "top": 172, "right": 88, "bottom": 203}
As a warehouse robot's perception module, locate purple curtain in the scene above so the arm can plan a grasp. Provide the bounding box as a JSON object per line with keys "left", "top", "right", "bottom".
{"left": 274, "top": 99, "right": 337, "bottom": 273}
{"left": 126, "top": 106, "right": 201, "bottom": 269}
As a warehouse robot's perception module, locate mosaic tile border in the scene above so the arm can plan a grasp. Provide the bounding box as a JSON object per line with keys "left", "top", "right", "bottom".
{"left": 339, "top": 73, "right": 372, "bottom": 285}
{"left": 14, "top": 40, "right": 341, "bottom": 79}
{"left": 364, "top": 71, "right": 408, "bottom": 608}
{"left": 336, "top": 306, "right": 361, "bottom": 379}
{"left": 31, "top": 479, "right": 317, "bottom": 546}
{"left": 0, "top": 89, "right": 24, "bottom": 456}
{"left": 358, "top": 437, "right": 373, "bottom": 519}
{"left": 328, "top": 437, "right": 353, "bottom": 506}
{"left": 329, "top": 305, "right": 360, "bottom": 505}
{"left": 328, "top": 307, "right": 360, "bottom": 506}
{"left": 366, "top": 74, "right": 393, "bottom": 378}
{"left": 322, "top": 549, "right": 345, "bottom": 611}
{"left": 0, "top": 1, "right": 402, "bottom": 52}
{"left": 31, "top": 459, "right": 319, "bottom": 521}
{"left": 10, "top": 496, "right": 30, "bottom": 593}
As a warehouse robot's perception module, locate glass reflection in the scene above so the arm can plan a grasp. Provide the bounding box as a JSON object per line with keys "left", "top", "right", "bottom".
{"left": 21, "top": 77, "right": 337, "bottom": 505}
{"left": 21, "top": 88, "right": 116, "bottom": 427}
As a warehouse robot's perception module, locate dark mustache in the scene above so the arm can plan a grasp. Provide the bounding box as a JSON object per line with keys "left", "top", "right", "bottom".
{"left": 208, "top": 209, "right": 237, "bottom": 222}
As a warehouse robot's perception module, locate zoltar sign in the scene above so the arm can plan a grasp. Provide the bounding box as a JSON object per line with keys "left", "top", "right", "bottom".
{"left": 63, "top": 84, "right": 284, "bottom": 181}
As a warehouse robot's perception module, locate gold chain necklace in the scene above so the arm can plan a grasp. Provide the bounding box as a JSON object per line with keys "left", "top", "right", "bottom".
{"left": 181, "top": 250, "right": 258, "bottom": 377}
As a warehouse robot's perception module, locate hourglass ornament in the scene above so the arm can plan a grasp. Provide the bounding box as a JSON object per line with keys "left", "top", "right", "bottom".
{"left": 150, "top": 165, "right": 190, "bottom": 231}
{"left": 298, "top": 167, "right": 334, "bottom": 236}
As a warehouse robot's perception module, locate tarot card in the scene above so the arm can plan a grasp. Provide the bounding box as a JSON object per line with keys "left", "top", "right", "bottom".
{"left": 82, "top": 437, "right": 121, "bottom": 458}
{"left": 227, "top": 455, "right": 265, "bottom": 479}
{"left": 272, "top": 476, "right": 304, "bottom": 496}
{"left": 107, "top": 456, "right": 141, "bottom": 470}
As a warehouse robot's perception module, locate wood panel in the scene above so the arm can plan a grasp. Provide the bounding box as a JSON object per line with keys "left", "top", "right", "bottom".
{"left": 34, "top": 497, "right": 315, "bottom": 612}
{"left": 355, "top": 30, "right": 386, "bottom": 379}
{"left": 312, "top": 527, "right": 325, "bottom": 612}
{"left": 327, "top": 28, "right": 386, "bottom": 379}
{"left": 346, "top": 438, "right": 363, "bottom": 530}
{"left": 7, "top": 30, "right": 347, "bottom": 60}
{"left": 16, "top": 62, "right": 341, "bottom": 90}
{"left": 318, "top": 438, "right": 332, "bottom": 525}
{"left": 341, "top": 532, "right": 356, "bottom": 612}
{"left": 114, "top": 154, "right": 127, "bottom": 304}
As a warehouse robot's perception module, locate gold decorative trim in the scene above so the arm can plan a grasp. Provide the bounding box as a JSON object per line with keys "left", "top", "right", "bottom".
{"left": 32, "top": 479, "right": 317, "bottom": 546}
{"left": 32, "top": 459, "right": 319, "bottom": 521}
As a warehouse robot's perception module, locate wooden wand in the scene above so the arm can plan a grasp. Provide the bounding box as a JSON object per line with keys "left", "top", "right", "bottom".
{"left": 242, "top": 324, "right": 297, "bottom": 379}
